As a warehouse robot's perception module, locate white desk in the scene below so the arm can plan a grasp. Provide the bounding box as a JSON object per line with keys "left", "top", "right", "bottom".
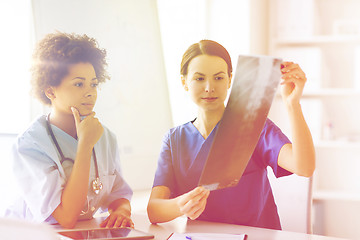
{"left": 52, "top": 212, "right": 349, "bottom": 240}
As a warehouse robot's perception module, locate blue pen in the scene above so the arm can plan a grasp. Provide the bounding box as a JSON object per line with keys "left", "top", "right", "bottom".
{"left": 185, "top": 236, "right": 192, "bottom": 240}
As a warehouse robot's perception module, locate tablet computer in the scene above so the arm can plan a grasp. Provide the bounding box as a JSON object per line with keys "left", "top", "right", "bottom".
{"left": 198, "top": 54, "right": 282, "bottom": 191}
{"left": 57, "top": 227, "right": 154, "bottom": 240}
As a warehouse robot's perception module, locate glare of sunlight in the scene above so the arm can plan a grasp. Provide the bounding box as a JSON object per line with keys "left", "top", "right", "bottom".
{"left": 0, "top": 0, "right": 32, "bottom": 215}
{"left": 0, "top": 0, "right": 32, "bottom": 134}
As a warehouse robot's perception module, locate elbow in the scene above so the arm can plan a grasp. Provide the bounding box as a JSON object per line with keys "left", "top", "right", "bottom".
{"left": 52, "top": 202, "right": 83, "bottom": 228}
{"left": 147, "top": 201, "right": 167, "bottom": 224}
{"left": 54, "top": 210, "right": 79, "bottom": 229}
{"left": 147, "top": 204, "right": 158, "bottom": 224}
{"left": 306, "top": 167, "right": 315, "bottom": 177}
{"left": 299, "top": 169, "right": 314, "bottom": 178}
{"left": 58, "top": 218, "right": 77, "bottom": 229}
{"left": 298, "top": 160, "right": 316, "bottom": 177}
{"left": 148, "top": 216, "right": 158, "bottom": 225}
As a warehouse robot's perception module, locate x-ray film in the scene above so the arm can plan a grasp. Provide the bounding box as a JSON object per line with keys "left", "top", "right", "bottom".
{"left": 198, "top": 55, "right": 282, "bottom": 190}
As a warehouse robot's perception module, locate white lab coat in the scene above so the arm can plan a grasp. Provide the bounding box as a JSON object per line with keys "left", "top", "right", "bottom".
{"left": 5, "top": 115, "right": 132, "bottom": 224}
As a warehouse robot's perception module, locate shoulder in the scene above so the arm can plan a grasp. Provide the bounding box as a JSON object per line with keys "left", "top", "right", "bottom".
{"left": 169, "top": 121, "right": 195, "bottom": 136}
{"left": 164, "top": 121, "right": 194, "bottom": 141}
{"left": 257, "top": 118, "right": 290, "bottom": 148}
{"left": 97, "top": 123, "right": 118, "bottom": 150}
{"left": 15, "top": 115, "right": 49, "bottom": 149}
{"left": 12, "top": 115, "right": 60, "bottom": 167}
{"left": 261, "top": 118, "right": 283, "bottom": 136}
{"left": 101, "top": 124, "right": 117, "bottom": 141}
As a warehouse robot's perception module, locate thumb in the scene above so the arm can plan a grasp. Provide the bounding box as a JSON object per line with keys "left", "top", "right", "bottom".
{"left": 71, "top": 107, "right": 81, "bottom": 128}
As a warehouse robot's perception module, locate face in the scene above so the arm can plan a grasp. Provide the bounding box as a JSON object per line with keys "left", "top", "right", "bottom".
{"left": 46, "top": 62, "right": 98, "bottom": 116}
{"left": 182, "top": 55, "right": 232, "bottom": 112}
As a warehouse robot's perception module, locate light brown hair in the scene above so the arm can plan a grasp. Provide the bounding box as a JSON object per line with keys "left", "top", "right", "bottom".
{"left": 180, "top": 40, "right": 232, "bottom": 77}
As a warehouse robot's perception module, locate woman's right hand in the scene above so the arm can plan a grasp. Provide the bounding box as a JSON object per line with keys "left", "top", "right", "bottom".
{"left": 176, "top": 186, "right": 210, "bottom": 220}
{"left": 71, "top": 107, "right": 103, "bottom": 148}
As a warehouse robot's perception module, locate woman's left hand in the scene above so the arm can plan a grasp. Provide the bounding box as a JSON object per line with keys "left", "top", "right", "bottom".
{"left": 280, "top": 62, "right": 307, "bottom": 106}
{"left": 100, "top": 208, "right": 134, "bottom": 228}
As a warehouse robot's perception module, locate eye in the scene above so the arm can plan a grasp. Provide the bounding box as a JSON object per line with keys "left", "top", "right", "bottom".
{"left": 91, "top": 82, "right": 99, "bottom": 88}
{"left": 195, "top": 77, "right": 204, "bottom": 81}
{"left": 74, "top": 82, "right": 83, "bottom": 87}
{"left": 215, "top": 76, "right": 224, "bottom": 81}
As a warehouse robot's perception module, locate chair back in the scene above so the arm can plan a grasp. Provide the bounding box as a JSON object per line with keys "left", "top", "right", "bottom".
{"left": 268, "top": 167, "right": 313, "bottom": 234}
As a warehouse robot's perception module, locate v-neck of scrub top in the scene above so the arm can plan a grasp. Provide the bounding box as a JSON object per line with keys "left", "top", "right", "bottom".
{"left": 174, "top": 120, "right": 220, "bottom": 193}
{"left": 186, "top": 120, "right": 219, "bottom": 169}
{"left": 49, "top": 123, "right": 79, "bottom": 156}
{"left": 189, "top": 119, "right": 219, "bottom": 141}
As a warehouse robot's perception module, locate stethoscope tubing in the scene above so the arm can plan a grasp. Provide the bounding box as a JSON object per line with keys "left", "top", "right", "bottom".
{"left": 45, "top": 114, "right": 100, "bottom": 179}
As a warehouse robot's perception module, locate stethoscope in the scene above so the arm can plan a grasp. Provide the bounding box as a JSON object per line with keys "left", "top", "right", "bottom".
{"left": 45, "top": 114, "right": 103, "bottom": 195}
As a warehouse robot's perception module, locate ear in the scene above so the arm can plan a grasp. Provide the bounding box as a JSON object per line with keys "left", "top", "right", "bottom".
{"left": 181, "top": 75, "right": 188, "bottom": 91}
{"left": 228, "top": 73, "right": 232, "bottom": 89}
{"left": 44, "top": 87, "right": 56, "bottom": 101}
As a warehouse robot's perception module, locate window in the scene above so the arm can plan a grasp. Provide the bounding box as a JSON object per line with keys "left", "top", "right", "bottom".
{"left": 0, "top": 0, "right": 33, "bottom": 134}
{"left": 0, "top": 0, "right": 33, "bottom": 214}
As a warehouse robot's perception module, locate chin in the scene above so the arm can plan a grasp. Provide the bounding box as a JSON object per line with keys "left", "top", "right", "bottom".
{"left": 78, "top": 109, "right": 94, "bottom": 117}
{"left": 80, "top": 112, "right": 93, "bottom": 117}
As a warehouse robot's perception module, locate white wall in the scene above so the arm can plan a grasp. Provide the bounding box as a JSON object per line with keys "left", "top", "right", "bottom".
{"left": 0, "top": 0, "right": 32, "bottom": 134}
{"left": 157, "top": 0, "right": 250, "bottom": 126}
{"left": 31, "top": 0, "right": 173, "bottom": 190}
{"left": 0, "top": 0, "right": 33, "bottom": 216}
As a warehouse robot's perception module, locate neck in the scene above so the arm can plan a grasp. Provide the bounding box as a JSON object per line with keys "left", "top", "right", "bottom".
{"left": 193, "top": 105, "right": 225, "bottom": 139}
{"left": 48, "top": 109, "right": 77, "bottom": 139}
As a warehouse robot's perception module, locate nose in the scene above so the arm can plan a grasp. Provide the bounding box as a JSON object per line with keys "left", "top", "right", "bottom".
{"left": 205, "top": 80, "right": 214, "bottom": 93}
{"left": 85, "top": 86, "right": 97, "bottom": 98}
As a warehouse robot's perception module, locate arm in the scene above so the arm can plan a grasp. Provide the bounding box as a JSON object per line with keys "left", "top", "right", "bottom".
{"left": 277, "top": 62, "right": 316, "bottom": 177}
{"left": 147, "top": 185, "right": 210, "bottom": 224}
{"left": 52, "top": 108, "right": 104, "bottom": 228}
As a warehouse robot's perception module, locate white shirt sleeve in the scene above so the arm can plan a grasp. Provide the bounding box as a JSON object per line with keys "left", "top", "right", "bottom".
{"left": 11, "top": 126, "right": 65, "bottom": 223}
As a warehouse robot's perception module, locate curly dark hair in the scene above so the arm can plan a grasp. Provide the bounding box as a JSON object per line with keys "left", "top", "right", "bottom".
{"left": 31, "top": 32, "right": 110, "bottom": 105}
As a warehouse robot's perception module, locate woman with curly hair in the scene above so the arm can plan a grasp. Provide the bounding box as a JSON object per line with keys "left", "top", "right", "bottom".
{"left": 5, "top": 32, "right": 133, "bottom": 229}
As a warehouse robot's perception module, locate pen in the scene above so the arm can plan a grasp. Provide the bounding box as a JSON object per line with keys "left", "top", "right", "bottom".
{"left": 185, "top": 236, "right": 192, "bottom": 240}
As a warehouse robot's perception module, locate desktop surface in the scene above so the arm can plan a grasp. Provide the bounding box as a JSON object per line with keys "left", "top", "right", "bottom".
{"left": 52, "top": 212, "right": 349, "bottom": 240}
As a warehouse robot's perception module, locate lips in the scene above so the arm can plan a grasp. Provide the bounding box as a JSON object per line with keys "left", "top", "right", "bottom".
{"left": 201, "top": 97, "right": 217, "bottom": 102}
{"left": 81, "top": 102, "right": 95, "bottom": 108}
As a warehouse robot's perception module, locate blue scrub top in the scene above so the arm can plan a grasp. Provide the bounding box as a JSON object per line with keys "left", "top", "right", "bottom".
{"left": 153, "top": 118, "right": 292, "bottom": 230}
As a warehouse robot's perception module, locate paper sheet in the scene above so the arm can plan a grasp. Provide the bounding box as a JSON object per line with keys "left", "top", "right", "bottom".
{"left": 167, "top": 232, "right": 247, "bottom": 240}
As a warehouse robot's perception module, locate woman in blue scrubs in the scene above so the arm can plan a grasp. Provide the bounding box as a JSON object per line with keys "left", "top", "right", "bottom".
{"left": 147, "top": 40, "right": 315, "bottom": 230}
{"left": 6, "top": 32, "right": 133, "bottom": 229}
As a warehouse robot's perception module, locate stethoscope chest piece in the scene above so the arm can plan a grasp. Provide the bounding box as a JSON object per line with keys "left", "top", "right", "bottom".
{"left": 92, "top": 177, "right": 103, "bottom": 195}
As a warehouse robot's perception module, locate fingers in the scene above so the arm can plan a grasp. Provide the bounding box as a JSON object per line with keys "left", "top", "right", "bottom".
{"left": 178, "top": 187, "right": 205, "bottom": 206}
{"left": 100, "top": 217, "right": 109, "bottom": 227}
{"left": 280, "top": 62, "right": 306, "bottom": 84}
{"left": 279, "top": 61, "right": 307, "bottom": 104}
{"left": 74, "top": 110, "right": 103, "bottom": 146}
{"left": 105, "top": 215, "right": 117, "bottom": 228}
{"left": 71, "top": 107, "right": 81, "bottom": 127}
{"left": 100, "top": 217, "right": 109, "bottom": 228}
{"left": 189, "top": 202, "right": 207, "bottom": 220}
{"left": 185, "top": 190, "right": 210, "bottom": 220}
{"left": 100, "top": 215, "right": 134, "bottom": 228}
{"left": 116, "top": 218, "right": 134, "bottom": 228}
{"left": 178, "top": 187, "right": 210, "bottom": 220}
